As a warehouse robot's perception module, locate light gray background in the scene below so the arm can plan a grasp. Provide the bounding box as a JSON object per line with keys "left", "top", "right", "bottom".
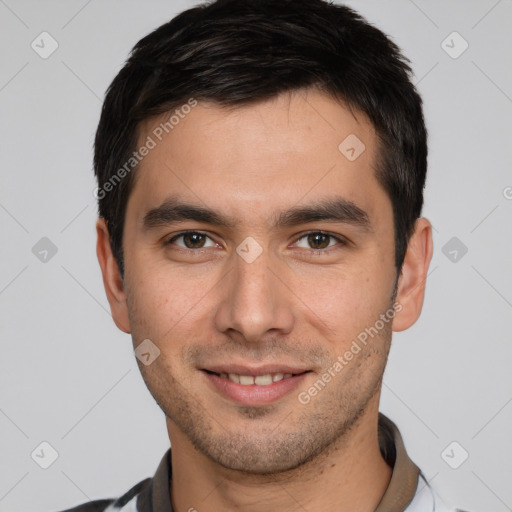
{"left": 0, "top": 1, "right": 511, "bottom": 511}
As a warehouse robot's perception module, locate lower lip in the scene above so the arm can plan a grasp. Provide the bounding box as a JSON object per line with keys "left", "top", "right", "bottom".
{"left": 203, "top": 371, "right": 310, "bottom": 406}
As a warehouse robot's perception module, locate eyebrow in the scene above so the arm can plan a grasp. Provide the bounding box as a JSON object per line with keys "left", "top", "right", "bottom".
{"left": 143, "top": 198, "right": 236, "bottom": 230}
{"left": 142, "top": 196, "right": 371, "bottom": 232}
{"left": 274, "top": 197, "right": 370, "bottom": 230}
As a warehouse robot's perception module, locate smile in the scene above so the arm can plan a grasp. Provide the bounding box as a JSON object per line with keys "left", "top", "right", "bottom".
{"left": 204, "top": 370, "right": 302, "bottom": 386}
{"left": 202, "top": 368, "right": 311, "bottom": 406}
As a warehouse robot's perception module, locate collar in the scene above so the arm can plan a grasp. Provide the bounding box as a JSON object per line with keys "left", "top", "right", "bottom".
{"left": 138, "top": 413, "right": 420, "bottom": 512}
{"left": 375, "top": 413, "right": 421, "bottom": 511}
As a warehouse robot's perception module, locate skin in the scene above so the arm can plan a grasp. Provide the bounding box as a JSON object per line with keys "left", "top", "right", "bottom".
{"left": 97, "top": 88, "right": 433, "bottom": 512}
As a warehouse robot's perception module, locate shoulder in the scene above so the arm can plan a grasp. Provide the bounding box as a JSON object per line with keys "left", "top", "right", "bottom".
{"left": 54, "top": 477, "right": 151, "bottom": 512}
{"left": 430, "top": 487, "right": 474, "bottom": 512}
{"left": 55, "top": 499, "right": 114, "bottom": 512}
{"left": 407, "top": 473, "right": 473, "bottom": 512}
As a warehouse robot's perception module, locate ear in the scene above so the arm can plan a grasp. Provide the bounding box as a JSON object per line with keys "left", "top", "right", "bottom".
{"left": 393, "top": 217, "right": 433, "bottom": 332}
{"left": 96, "top": 218, "right": 131, "bottom": 333}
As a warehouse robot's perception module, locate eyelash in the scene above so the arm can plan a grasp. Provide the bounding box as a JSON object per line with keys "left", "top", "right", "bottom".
{"left": 165, "top": 230, "right": 348, "bottom": 254}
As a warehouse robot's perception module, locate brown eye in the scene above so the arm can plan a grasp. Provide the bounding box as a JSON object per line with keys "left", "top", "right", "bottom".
{"left": 294, "top": 231, "right": 342, "bottom": 251}
{"left": 182, "top": 232, "right": 206, "bottom": 248}
{"left": 168, "top": 231, "right": 216, "bottom": 249}
{"left": 307, "top": 233, "right": 331, "bottom": 249}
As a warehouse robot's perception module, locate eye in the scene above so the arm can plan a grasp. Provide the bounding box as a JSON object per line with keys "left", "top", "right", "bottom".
{"left": 293, "top": 231, "right": 345, "bottom": 251}
{"left": 167, "top": 231, "right": 218, "bottom": 249}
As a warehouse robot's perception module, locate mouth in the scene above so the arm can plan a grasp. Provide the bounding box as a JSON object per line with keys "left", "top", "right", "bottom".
{"left": 202, "top": 369, "right": 308, "bottom": 386}
{"left": 201, "top": 366, "right": 312, "bottom": 406}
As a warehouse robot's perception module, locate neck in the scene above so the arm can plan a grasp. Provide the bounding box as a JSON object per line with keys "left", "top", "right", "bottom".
{"left": 168, "top": 400, "right": 392, "bottom": 512}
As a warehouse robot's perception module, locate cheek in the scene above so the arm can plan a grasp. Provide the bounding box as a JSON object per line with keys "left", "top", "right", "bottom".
{"left": 126, "top": 256, "right": 222, "bottom": 341}
{"left": 298, "top": 263, "right": 393, "bottom": 342}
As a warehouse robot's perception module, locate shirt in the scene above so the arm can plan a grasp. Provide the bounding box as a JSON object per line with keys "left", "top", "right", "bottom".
{"left": 57, "top": 414, "right": 467, "bottom": 512}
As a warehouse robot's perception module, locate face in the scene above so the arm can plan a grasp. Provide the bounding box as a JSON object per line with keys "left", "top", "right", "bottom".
{"left": 99, "top": 89, "right": 426, "bottom": 474}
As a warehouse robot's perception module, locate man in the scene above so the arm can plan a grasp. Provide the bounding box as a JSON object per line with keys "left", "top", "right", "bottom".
{"left": 64, "top": 0, "right": 467, "bottom": 510}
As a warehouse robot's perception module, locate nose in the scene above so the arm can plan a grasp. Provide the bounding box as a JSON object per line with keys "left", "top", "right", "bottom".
{"left": 213, "top": 244, "right": 295, "bottom": 343}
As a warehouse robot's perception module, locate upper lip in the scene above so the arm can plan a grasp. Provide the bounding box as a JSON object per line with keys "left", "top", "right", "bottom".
{"left": 202, "top": 364, "right": 310, "bottom": 376}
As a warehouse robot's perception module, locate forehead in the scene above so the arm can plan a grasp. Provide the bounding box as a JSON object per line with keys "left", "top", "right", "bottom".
{"left": 127, "top": 89, "right": 387, "bottom": 227}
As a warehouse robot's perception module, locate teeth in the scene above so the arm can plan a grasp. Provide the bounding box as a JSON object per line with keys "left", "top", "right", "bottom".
{"left": 216, "top": 372, "right": 297, "bottom": 386}
{"left": 254, "top": 374, "right": 272, "bottom": 385}
{"left": 239, "top": 375, "right": 255, "bottom": 385}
